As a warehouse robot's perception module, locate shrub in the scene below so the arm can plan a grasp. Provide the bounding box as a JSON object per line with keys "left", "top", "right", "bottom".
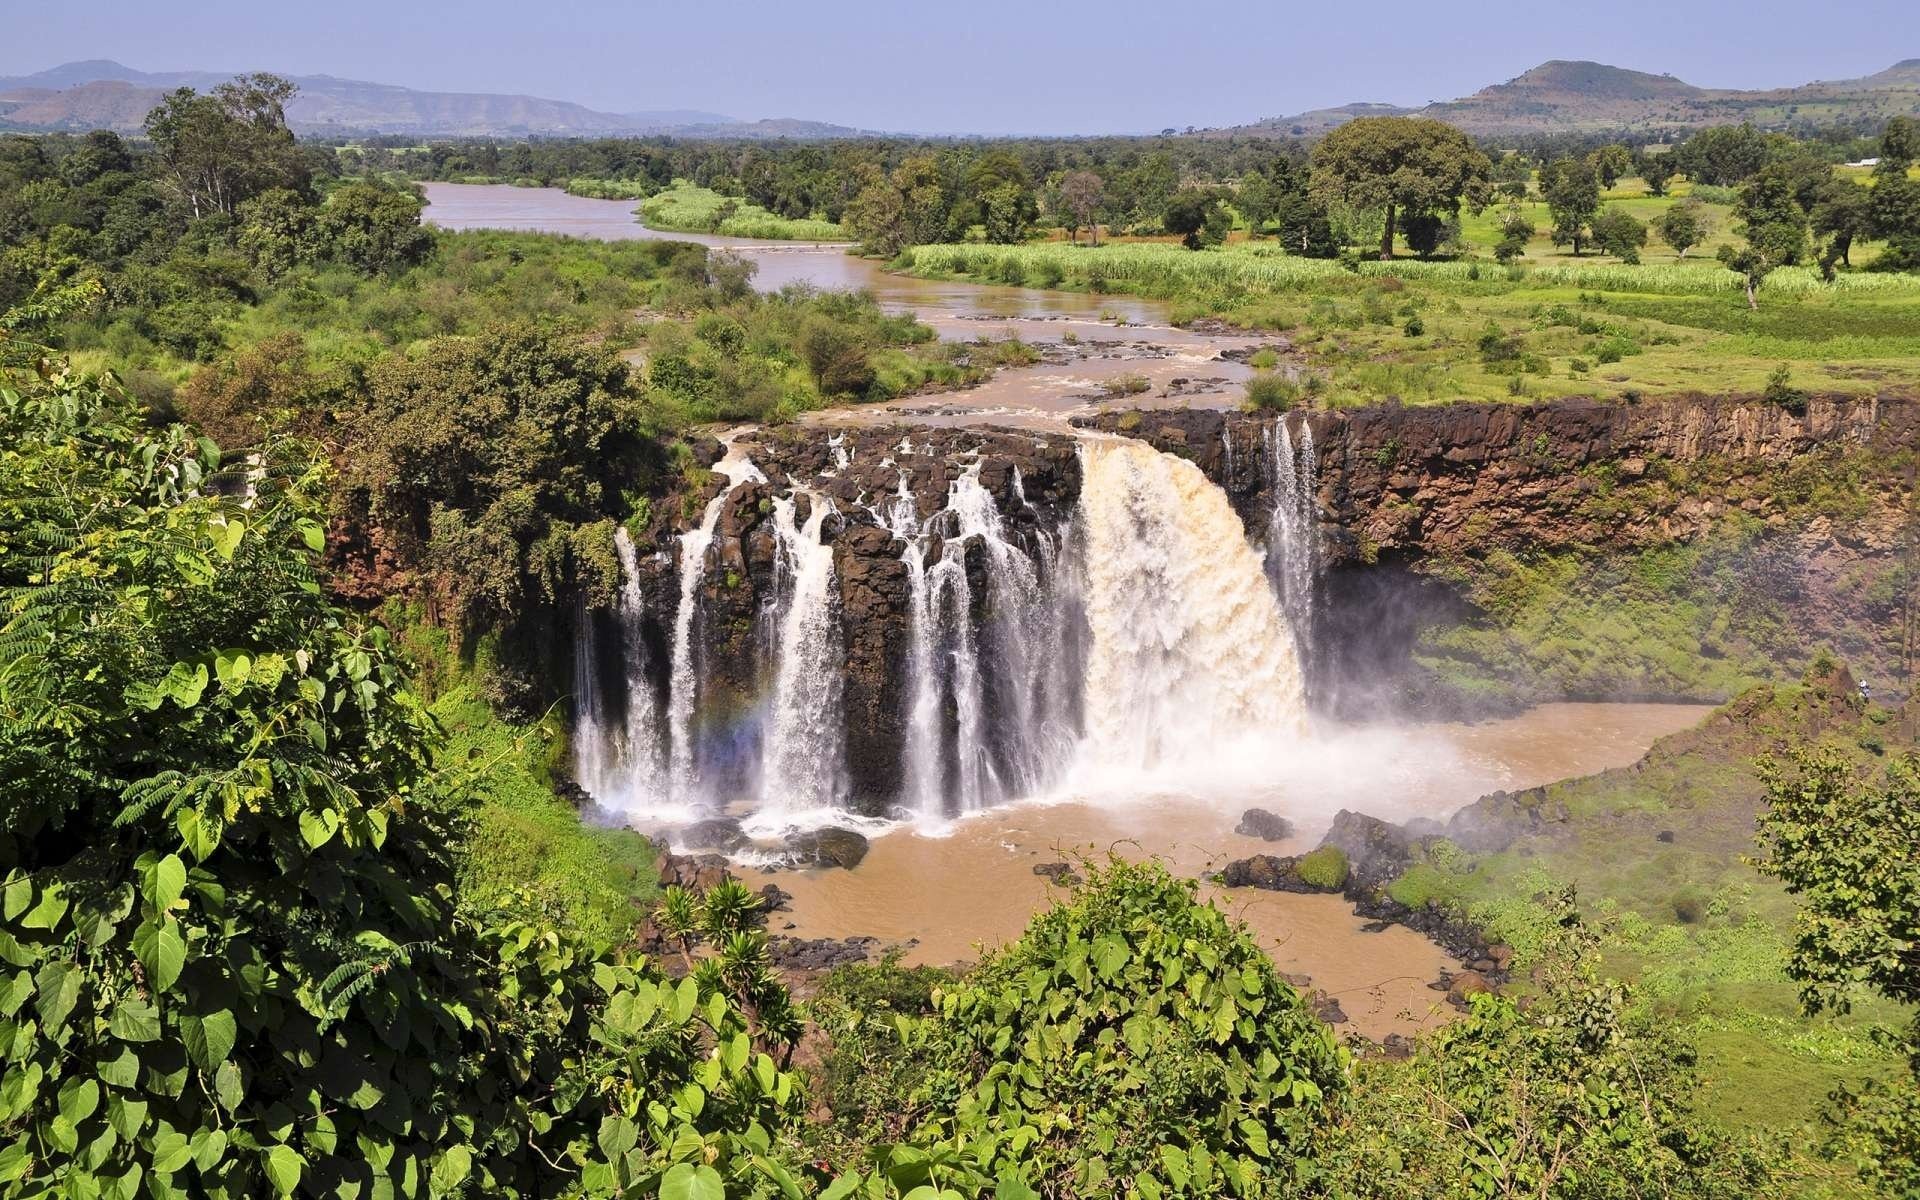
{"left": 1245, "top": 371, "right": 1303, "bottom": 411}
{"left": 898, "top": 860, "right": 1347, "bottom": 1194}
{"left": 1296, "top": 846, "right": 1351, "bottom": 890}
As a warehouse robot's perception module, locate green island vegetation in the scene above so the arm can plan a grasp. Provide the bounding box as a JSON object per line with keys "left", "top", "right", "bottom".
{"left": 3, "top": 70, "right": 1919, "bottom": 1200}
{"left": 638, "top": 181, "right": 845, "bottom": 241}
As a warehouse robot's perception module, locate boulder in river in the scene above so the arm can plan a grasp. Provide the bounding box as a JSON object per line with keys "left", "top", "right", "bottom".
{"left": 1234, "top": 808, "right": 1295, "bottom": 842}
{"left": 677, "top": 816, "right": 746, "bottom": 852}
{"left": 1318, "top": 809, "right": 1416, "bottom": 892}
{"left": 783, "top": 827, "right": 871, "bottom": 870}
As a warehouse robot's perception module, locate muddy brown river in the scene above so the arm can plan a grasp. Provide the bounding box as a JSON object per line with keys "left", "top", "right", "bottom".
{"left": 422, "top": 183, "right": 1259, "bottom": 426}
{"left": 422, "top": 185, "right": 1712, "bottom": 1039}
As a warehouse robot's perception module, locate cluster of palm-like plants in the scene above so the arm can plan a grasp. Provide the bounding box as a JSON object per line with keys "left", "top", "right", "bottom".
{"left": 654, "top": 878, "right": 804, "bottom": 1062}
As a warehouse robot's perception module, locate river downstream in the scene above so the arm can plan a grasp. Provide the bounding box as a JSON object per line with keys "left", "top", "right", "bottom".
{"left": 424, "top": 184, "right": 1715, "bottom": 1040}
{"left": 422, "top": 182, "right": 1260, "bottom": 426}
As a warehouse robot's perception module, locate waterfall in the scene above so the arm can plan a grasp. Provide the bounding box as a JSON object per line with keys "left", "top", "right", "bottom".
{"left": 1072, "top": 437, "right": 1306, "bottom": 782}
{"left": 1263, "top": 417, "right": 1318, "bottom": 648}
{"left": 579, "top": 429, "right": 1315, "bottom": 838}
{"left": 755, "top": 491, "right": 849, "bottom": 819}
{"left": 666, "top": 449, "right": 764, "bottom": 806}
{"left": 896, "top": 464, "right": 1075, "bottom": 819}
{"left": 573, "top": 529, "right": 668, "bottom": 812}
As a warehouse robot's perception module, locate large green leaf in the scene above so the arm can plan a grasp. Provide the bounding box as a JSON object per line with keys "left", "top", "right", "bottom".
{"left": 108, "top": 1000, "right": 160, "bottom": 1043}
{"left": 147, "top": 855, "right": 187, "bottom": 913}
{"left": 263, "top": 1145, "right": 304, "bottom": 1197}
{"left": 131, "top": 917, "right": 187, "bottom": 991}
{"left": 659, "top": 1162, "right": 724, "bottom": 1200}
{"left": 182, "top": 1009, "right": 237, "bottom": 1072}
{"left": 35, "top": 960, "right": 82, "bottom": 1032}
{"left": 428, "top": 1144, "right": 471, "bottom": 1197}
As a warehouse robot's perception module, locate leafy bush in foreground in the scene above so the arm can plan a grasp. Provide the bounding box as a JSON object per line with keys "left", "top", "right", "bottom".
{"left": 0, "top": 356, "right": 808, "bottom": 1199}
{"left": 875, "top": 860, "right": 1348, "bottom": 1197}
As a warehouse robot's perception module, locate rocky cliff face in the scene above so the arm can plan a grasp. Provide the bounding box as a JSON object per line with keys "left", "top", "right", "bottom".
{"left": 1084, "top": 394, "right": 1915, "bottom": 562}
{"left": 617, "top": 425, "right": 1078, "bottom": 814}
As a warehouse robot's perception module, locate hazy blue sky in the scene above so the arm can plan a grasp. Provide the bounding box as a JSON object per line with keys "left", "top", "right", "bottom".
{"left": 6, "top": 0, "right": 1917, "bottom": 134}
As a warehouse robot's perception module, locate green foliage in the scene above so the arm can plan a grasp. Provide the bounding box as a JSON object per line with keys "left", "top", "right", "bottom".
{"left": 0, "top": 351, "right": 813, "bottom": 1199}
{"left": 1312, "top": 902, "right": 1773, "bottom": 1199}
{"left": 895, "top": 860, "right": 1347, "bottom": 1196}
{"left": 1294, "top": 847, "right": 1349, "bottom": 890}
{"left": 639, "top": 181, "right": 844, "bottom": 241}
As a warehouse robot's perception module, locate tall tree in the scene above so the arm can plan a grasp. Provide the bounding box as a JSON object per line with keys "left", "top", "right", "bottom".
{"left": 1309, "top": 117, "right": 1492, "bottom": 259}
{"left": 1719, "top": 167, "right": 1809, "bottom": 308}
{"left": 1540, "top": 156, "right": 1602, "bottom": 255}
{"left": 1589, "top": 143, "right": 1633, "bottom": 190}
{"left": 142, "top": 73, "right": 309, "bottom": 219}
{"left": 1060, "top": 170, "right": 1104, "bottom": 244}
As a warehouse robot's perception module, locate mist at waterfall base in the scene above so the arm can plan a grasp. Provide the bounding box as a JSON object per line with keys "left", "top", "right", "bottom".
{"left": 573, "top": 422, "right": 1501, "bottom": 855}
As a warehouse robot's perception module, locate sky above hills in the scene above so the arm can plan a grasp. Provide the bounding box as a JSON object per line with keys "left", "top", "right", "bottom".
{"left": 7, "top": 0, "right": 1917, "bottom": 135}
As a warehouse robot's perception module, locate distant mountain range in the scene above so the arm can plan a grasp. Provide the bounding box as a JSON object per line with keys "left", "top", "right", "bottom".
{"left": 0, "top": 60, "right": 869, "bottom": 139}
{"left": 5, "top": 57, "right": 1919, "bottom": 142}
{"left": 1223, "top": 58, "right": 1920, "bottom": 139}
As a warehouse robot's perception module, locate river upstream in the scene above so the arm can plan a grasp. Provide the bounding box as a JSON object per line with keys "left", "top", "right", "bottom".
{"left": 424, "top": 184, "right": 1711, "bottom": 1039}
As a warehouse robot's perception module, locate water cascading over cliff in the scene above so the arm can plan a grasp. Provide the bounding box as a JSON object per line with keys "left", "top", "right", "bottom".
{"left": 1264, "top": 417, "right": 1318, "bottom": 648}
{"left": 574, "top": 430, "right": 1315, "bottom": 836}
{"left": 1068, "top": 437, "right": 1307, "bottom": 795}
{"left": 891, "top": 464, "right": 1077, "bottom": 819}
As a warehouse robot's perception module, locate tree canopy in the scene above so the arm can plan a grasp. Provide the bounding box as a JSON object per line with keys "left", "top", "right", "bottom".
{"left": 1309, "top": 117, "right": 1492, "bottom": 260}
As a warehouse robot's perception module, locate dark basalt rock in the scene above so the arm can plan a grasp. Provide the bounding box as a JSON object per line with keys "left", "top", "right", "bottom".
{"left": 768, "top": 936, "right": 877, "bottom": 972}
{"left": 1234, "top": 807, "right": 1296, "bottom": 841}
{"left": 1318, "top": 809, "right": 1417, "bottom": 892}
{"left": 1033, "top": 861, "right": 1083, "bottom": 886}
{"left": 1218, "top": 853, "right": 1340, "bottom": 894}
{"left": 781, "top": 827, "right": 871, "bottom": 870}
{"left": 656, "top": 851, "right": 732, "bottom": 893}
{"left": 676, "top": 817, "right": 746, "bottom": 852}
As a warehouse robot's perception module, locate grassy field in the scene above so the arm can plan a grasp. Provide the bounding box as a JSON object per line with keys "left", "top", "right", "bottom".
{"left": 638, "top": 180, "right": 846, "bottom": 241}
{"left": 899, "top": 239, "right": 1920, "bottom": 404}
{"left": 1374, "top": 676, "right": 1912, "bottom": 1144}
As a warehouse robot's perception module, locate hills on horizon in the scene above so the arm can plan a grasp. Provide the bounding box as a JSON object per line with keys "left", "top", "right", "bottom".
{"left": 1226, "top": 57, "right": 1920, "bottom": 139}
{"left": 2, "top": 56, "right": 1918, "bottom": 142}
{"left": 0, "top": 60, "right": 869, "bottom": 139}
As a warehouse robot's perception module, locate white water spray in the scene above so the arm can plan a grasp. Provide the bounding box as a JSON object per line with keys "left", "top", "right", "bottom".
{"left": 1070, "top": 437, "right": 1306, "bottom": 791}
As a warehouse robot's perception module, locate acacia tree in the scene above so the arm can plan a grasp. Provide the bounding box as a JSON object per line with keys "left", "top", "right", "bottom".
{"left": 142, "top": 73, "right": 309, "bottom": 218}
{"left": 1309, "top": 116, "right": 1491, "bottom": 259}
{"left": 1060, "top": 170, "right": 1104, "bottom": 244}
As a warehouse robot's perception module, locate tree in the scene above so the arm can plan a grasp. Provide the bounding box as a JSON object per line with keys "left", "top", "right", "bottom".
{"left": 1060, "top": 169, "right": 1104, "bottom": 244}
{"left": 1655, "top": 199, "right": 1710, "bottom": 259}
{"left": 1720, "top": 165, "right": 1810, "bottom": 304}
{"left": 1163, "top": 188, "right": 1228, "bottom": 250}
{"left": 313, "top": 180, "right": 435, "bottom": 274}
{"left": 1677, "top": 123, "right": 1777, "bottom": 186}
{"left": 1757, "top": 748, "right": 1920, "bottom": 1193}
{"left": 1809, "top": 178, "right": 1872, "bottom": 270}
{"left": 346, "top": 324, "right": 643, "bottom": 632}
{"left": 1639, "top": 151, "right": 1678, "bottom": 197}
{"left": 1494, "top": 152, "right": 1533, "bottom": 203}
{"left": 1540, "top": 156, "right": 1602, "bottom": 254}
{"left": 1310, "top": 116, "right": 1492, "bottom": 259}
{"left": 1870, "top": 118, "right": 1920, "bottom": 269}
{"left": 1493, "top": 206, "right": 1533, "bottom": 263}
{"left": 1590, "top": 207, "right": 1649, "bottom": 263}
{"left": 844, "top": 162, "right": 909, "bottom": 257}
{"left": 143, "top": 73, "right": 310, "bottom": 218}
{"left": 1590, "top": 143, "right": 1633, "bottom": 190}
{"left": 1878, "top": 114, "right": 1919, "bottom": 177}
{"left": 1398, "top": 210, "right": 1460, "bottom": 258}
